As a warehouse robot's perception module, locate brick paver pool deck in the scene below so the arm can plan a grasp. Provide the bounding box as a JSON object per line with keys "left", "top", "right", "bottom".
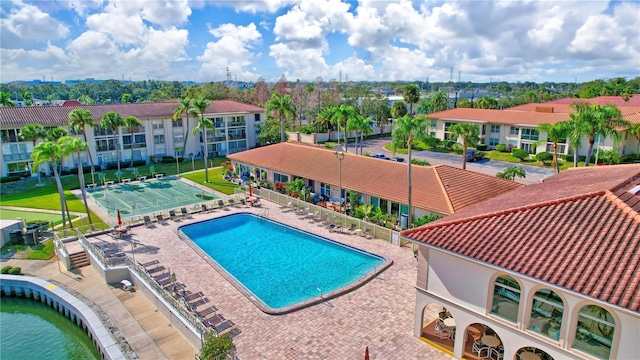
{"left": 86, "top": 198, "right": 451, "bottom": 360}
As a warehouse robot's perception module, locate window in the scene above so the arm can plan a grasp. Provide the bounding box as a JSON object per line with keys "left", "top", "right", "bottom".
{"left": 173, "top": 131, "right": 184, "bottom": 146}
{"left": 93, "top": 125, "right": 113, "bottom": 137}
{"left": 154, "top": 135, "right": 165, "bottom": 145}
{"left": 481, "top": 125, "right": 486, "bottom": 136}
{"left": 274, "top": 172, "right": 289, "bottom": 183}
{"left": 510, "top": 127, "right": 519, "bottom": 136}
{"left": 546, "top": 144, "right": 566, "bottom": 154}
{"left": 573, "top": 305, "right": 614, "bottom": 359}
{"left": 320, "top": 183, "right": 331, "bottom": 197}
{"left": 521, "top": 129, "right": 539, "bottom": 141}
{"left": 152, "top": 120, "right": 164, "bottom": 129}
{"left": 379, "top": 199, "right": 389, "bottom": 213}
{"left": 1, "top": 129, "right": 19, "bottom": 142}
{"left": 489, "top": 138, "right": 500, "bottom": 147}
{"left": 521, "top": 143, "right": 536, "bottom": 154}
{"left": 370, "top": 196, "right": 380, "bottom": 208}
{"left": 173, "top": 118, "right": 183, "bottom": 127}
{"left": 308, "top": 179, "right": 315, "bottom": 189}
{"left": 255, "top": 114, "right": 260, "bottom": 122}
{"left": 491, "top": 276, "right": 520, "bottom": 323}
{"left": 528, "top": 289, "right": 563, "bottom": 340}
{"left": 490, "top": 125, "right": 500, "bottom": 133}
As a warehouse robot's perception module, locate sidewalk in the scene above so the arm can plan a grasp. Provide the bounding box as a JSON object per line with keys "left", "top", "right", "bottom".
{"left": 1, "top": 258, "right": 197, "bottom": 360}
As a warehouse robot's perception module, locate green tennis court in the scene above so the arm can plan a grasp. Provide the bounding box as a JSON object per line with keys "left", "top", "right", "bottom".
{"left": 87, "top": 177, "right": 217, "bottom": 217}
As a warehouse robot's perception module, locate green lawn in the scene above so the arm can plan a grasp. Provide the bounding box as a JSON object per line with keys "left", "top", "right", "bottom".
{"left": 0, "top": 208, "right": 75, "bottom": 224}
{"left": 181, "top": 167, "right": 241, "bottom": 195}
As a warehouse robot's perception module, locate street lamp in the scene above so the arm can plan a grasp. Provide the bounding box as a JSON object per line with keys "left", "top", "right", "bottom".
{"left": 334, "top": 151, "right": 345, "bottom": 225}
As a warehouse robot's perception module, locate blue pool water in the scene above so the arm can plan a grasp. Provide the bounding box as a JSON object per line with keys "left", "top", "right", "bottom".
{"left": 180, "top": 213, "right": 385, "bottom": 310}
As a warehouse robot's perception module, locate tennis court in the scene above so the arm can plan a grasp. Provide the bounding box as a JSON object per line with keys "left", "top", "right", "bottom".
{"left": 88, "top": 177, "right": 218, "bottom": 217}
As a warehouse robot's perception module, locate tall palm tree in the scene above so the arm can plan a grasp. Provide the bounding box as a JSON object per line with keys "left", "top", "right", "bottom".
{"left": 123, "top": 116, "right": 142, "bottom": 167}
{"left": 347, "top": 115, "right": 372, "bottom": 155}
{"left": 68, "top": 109, "right": 96, "bottom": 170}
{"left": 331, "top": 105, "right": 356, "bottom": 153}
{"left": 190, "top": 97, "right": 213, "bottom": 182}
{"left": 173, "top": 97, "right": 193, "bottom": 154}
{"left": 59, "top": 136, "right": 93, "bottom": 227}
{"left": 20, "top": 90, "right": 33, "bottom": 106}
{"left": 31, "top": 141, "right": 69, "bottom": 230}
{"left": 265, "top": 93, "right": 296, "bottom": 143}
{"left": 391, "top": 115, "right": 430, "bottom": 228}
{"left": 0, "top": 91, "right": 15, "bottom": 106}
{"left": 448, "top": 123, "right": 480, "bottom": 170}
{"left": 19, "top": 124, "right": 46, "bottom": 185}
{"left": 476, "top": 95, "right": 498, "bottom": 109}
{"left": 571, "top": 102, "right": 629, "bottom": 166}
{"left": 100, "top": 111, "right": 125, "bottom": 172}
{"left": 537, "top": 122, "right": 569, "bottom": 173}
{"left": 403, "top": 84, "right": 420, "bottom": 116}
{"left": 45, "top": 127, "right": 68, "bottom": 142}
{"left": 431, "top": 90, "right": 449, "bottom": 112}
{"left": 315, "top": 107, "right": 337, "bottom": 140}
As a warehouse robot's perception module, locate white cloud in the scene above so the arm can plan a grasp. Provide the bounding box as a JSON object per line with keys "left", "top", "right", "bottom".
{"left": 140, "top": 0, "right": 192, "bottom": 27}
{"left": 209, "top": 0, "right": 298, "bottom": 14}
{"left": 0, "top": 1, "right": 69, "bottom": 45}
{"left": 197, "top": 23, "right": 262, "bottom": 81}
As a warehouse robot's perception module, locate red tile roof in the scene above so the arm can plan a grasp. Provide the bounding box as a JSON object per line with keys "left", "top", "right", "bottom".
{"left": 427, "top": 108, "right": 570, "bottom": 126}
{"left": 509, "top": 102, "right": 640, "bottom": 117}
{"left": 402, "top": 164, "right": 640, "bottom": 312}
{"left": 228, "top": 142, "right": 522, "bottom": 215}
{"left": 547, "top": 95, "right": 640, "bottom": 107}
{"left": 0, "top": 100, "right": 264, "bottom": 127}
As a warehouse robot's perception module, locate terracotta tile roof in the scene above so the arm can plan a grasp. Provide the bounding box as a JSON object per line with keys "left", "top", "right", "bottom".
{"left": 228, "top": 142, "right": 522, "bottom": 215}
{"left": 402, "top": 164, "right": 640, "bottom": 312}
{"left": 509, "top": 102, "right": 640, "bottom": 117}
{"left": 547, "top": 95, "right": 640, "bottom": 107}
{"left": 427, "top": 108, "right": 570, "bottom": 126}
{"left": 0, "top": 100, "right": 263, "bottom": 127}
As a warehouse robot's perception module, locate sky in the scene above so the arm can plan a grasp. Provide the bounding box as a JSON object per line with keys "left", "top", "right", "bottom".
{"left": 1, "top": 0, "right": 638, "bottom": 84}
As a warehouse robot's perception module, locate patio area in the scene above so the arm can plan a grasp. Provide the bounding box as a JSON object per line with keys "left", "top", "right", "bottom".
{"left": 84, "top": 197, "right": 452, "bottom": 359}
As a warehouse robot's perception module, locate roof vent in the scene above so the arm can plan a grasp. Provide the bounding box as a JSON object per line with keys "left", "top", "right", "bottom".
{"left": 628, "top": 184, "right": 640, "bottom": 195}
{"left": 535, "top": 106, "right": 554, "bottom": 113}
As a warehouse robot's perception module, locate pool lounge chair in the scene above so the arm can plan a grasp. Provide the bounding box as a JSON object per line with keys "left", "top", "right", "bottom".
{"left": 143, "top": 215, "right": 153, "bottom": 228}
{"left": 202, "top": 313, "right": 226, "bottom": 327}
{"left": 213, "top": 320, "right": 235, "bottom": 334}
{"left": 317, "top": 213, "right": 329, "bottom": 225}
{"left": 195, "top": 305, "right": 218, "bottom": 319}
{"left": 218, "top": 199, "right": 225, "bottom": 208}
{"left": 156, "top": 214, "right": 166, "bottom": 223}
{"left": 227, "top": 328, "right": 242, "bottom": 338}
{"left": 180, "top": 207, "right": 189, "bottom": 219}
{"left": 169, "top": 210, "right": 179, "bottom": 221}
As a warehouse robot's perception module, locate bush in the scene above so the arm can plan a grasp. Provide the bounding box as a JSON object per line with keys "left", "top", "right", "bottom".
{"left": 476, "top": 144, "right": 488, "bottom": 151}
{"left": 511, "top": 148, "right": 529, "bottom": 161}
{"left": 495, "top": 144, "right": 508, "bottom": 152}
{"left": 535, "top": 152, "right": 553, "bottom": 164}
{"left": 161, "top": 156, "right": 176, "bottom": 163}
{"left": 411, "top": 159, "right": 431, "bottom": 166}
{"left": 199, "top": 333, "right": 234, "bottom": 360}
{"left": 423, "top": 137, "right": 442, "bottom": 149}
{"left": 443, "top": 140, "right": 457, "bottom": 150}
{"left": 8, "top": 267, "right": 21, "bottom": 275}
{"left": 299, "top": 125, "right": 316, "bottom": 134}
{"left": 413, "top": 214, "right": 441, "bottom": 227}
{"left": 1, "top": 266, "right": 12, "bottom": 274}
{"left": 0, "top": 175, "right": 21, "bottom": 183}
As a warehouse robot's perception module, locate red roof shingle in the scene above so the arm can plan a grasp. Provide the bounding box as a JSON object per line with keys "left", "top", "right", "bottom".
{"left": 402, "top": 164, "right": 640, "bottom": 312}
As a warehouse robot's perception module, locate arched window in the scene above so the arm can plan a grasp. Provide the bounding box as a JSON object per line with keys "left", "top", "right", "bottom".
{"left": 528, "top": 289, "right": 563, "bottom": 340}
{"left": 573, "top": 305, "right": 614, "bottom": 359}
{"left": 491, "top": 275, "right": 520, "bottom": 323}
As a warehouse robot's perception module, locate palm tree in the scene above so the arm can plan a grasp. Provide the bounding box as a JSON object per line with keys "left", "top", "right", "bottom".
{"left": 331, "top": 105, "right": 356, "bottom": 152}
{"left": 0, "top": 92, "right": 15, "bottom": 107}
{"left": 431, "top": 90, "right": 449, "bottom": 112}
{"left": 19, "top": 124, "right": 46, "bottom": 185}
{"left": 630, "top": 123, "right": 640, "bottom": 153}
{"left": 403, "top": 84, "right": 420, "bottom": 116}
{"left": 190, "top": 97, "right": 213, "bottom": 182}
{"left": 45, "top": 127, "right": 68, "bottom": 142}
{"left": 391, "top": 114, "right": 430, "bottom": 228}
{"left": 496, "top": 166, "right": 526, "bottom": 181}
{"left": 448, "top": 123, "right": 480, "bottom": 170}
{"left": 173, "top": 97, "right": 193, "bottom": 154}
{"left": 391, "top": 101, "right": 408, "bottom": 119}
{"left": 122, "top": 116, "right": 142, "bottom": 167}
{"left": 571, "top": 102, "right": 629, "bottom": 166}
{"left": 100, "top": 111, "right": 125, "bottom": 172}
{"left": 68, "top": 109, "right": 96, "bottom": 171}
{"left": 31, "top": 141, "right": 69, "bottom": 230}
{"left": 476, "top": 95, "right": 498, "bottom": 109}
{"left": 59, "top": 136, "right": 93, "bottom": 228}
{"left": 537, "top": 122, "right": 569, "bottom": 173}
{"left": 265, "top": 93, "right": 296, "bottom": 143}
{"left": 315, "top": 107, "right": 337, "bottom": 139}
{"left": 347, "top": 115, "right": 372, "bottom": 155}
{"left": 20, "top": 90, "right": 33, "bottom": 106}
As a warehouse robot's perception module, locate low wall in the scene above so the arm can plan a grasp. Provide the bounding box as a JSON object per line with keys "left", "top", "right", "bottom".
{"left": 0, "top": 275, "right": 126, "bottom": 360}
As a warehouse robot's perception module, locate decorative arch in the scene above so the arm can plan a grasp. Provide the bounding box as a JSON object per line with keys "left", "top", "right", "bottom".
{"left": 490, "top": 273, "right": 523, "bottom": 323}
{"left": 527, "top": 287, "right": 566, "bottom": 341}
{"left": 571, "top": 303, "right": 616, "bottom": 360}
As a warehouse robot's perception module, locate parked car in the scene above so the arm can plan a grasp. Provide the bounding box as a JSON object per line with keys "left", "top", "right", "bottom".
{"left": 465, "top": 149, "right": 484, "bottom": 162}
{"left": 388, "top": 157, "right": 405, "bottom": 162}
{"left": 370, "top": 153, "right": 387, "bottom": 159}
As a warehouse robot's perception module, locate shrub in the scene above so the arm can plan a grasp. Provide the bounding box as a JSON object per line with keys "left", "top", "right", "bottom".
{"left": 299, "top": 125, "right": 315, "bottom": 134}
{"left": 495, "top": 144, "right": 508, "bottom": 152}
{"left": 511, "top": 148, "right": 529, "bottom": 161}
{"left": 0, "top": 175, "right": 21, "bottom": 183}
{"left": 274, "top": 182, "right": 287, "bottom": 194}
{"left": 423, "top": 137, "right": 442, "bottom": 149}
{"left": 476, "top": 144, "right": 488, "bottom": 151}
{"left": 413, "top": 214, "right": 441, "bottom": 227}
{"left": 1, "top": 266, "right": 12, "bottom": 274}
{"left": 411, "top": 159, "right": 431, "bottom": 166}
{"left": 443, "top": 140, "right": 457, "bottom": 150}
{"left": 161, "top": 156, "right": 176, "bottom": 163}
{"left": 535, "top": 152, "right": 553, "bottom": 164}
{"left": 7, "top": 267, "right": 21, "bottom": 275}
{"left": 199, "top": 333, "right": 234, "bottom": 360}
{"left": 621, "top": 153, "right": 640, "bottom": 163}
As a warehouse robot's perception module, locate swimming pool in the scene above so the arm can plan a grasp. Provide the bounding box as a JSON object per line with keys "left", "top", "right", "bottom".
{"left": 179, "top": 213, "right": 390, "bottom": 314}
{"left": 88, "top": 177, "right": 217, "bottom": 217}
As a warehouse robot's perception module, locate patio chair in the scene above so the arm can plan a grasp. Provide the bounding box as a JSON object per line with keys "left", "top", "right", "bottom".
{"left": 188, "top": 297, "right": 210, "bottom": 310}
{"left": 218, "top": 199, "right": 225, "bottom": 208}
{"left": 156, "top": 214, "right": 166, "bottom": 223}
{"left": 227, "top": 328, "right": 242, "bottom": 338}
{"left": 180, "top": 207, "right": 189, "bottom": 219}
{"left": 473, "top": 339, "right": 491, "bottom": 359}
{"left": 213, "top": 320, "right": 235, "bottom": 334}
{"left": 195, "top": 305, "right": 218, "bottom": 319}
{"left": 202, "top": 313, "right": 226, "bottom": 327}
{"left": 347, "top": 223, "right": 357, "bottom": 233}
{"left": 143, "top": 215, "right": 153, "bottom": 228}
{"left": 317, "top": 213, "right": 329, "bottom": 225}
{"left": 169, "top": 210, "right": 179, "bottom": 221}
{"left": 310, "top": 210, "right": 320, "bottom": 220}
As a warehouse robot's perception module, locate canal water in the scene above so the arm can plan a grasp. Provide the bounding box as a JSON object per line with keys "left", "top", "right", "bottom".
{"left": 0, "top": 297, "right": 101, "bottom": 360}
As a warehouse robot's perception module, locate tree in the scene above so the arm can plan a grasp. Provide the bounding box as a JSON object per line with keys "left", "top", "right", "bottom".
{"left": 20, "top": 90, "right": 33, "bottom": 106}
{"left": 190, "top": 97, "right": 213, "bottom": 182}
{"left": 123, "top": 116, "right": 142, "bottom": 166}
{"left": 630, "top": 123, "right": 640, "bottom": 153}
{"left": 265, "top": 93, "right": 295, "bottom": 143}
{"left": 59, "top": 136, "right": 93, "bottom": 227}
{"left": 121, "top": 93, "right": 132, "bottom": 103}
{"left": 403, "top": 84, "right": 420, "bottom": 116}
{"left": 496, "top": 166, "right": 526, "bottom": 181}
{"left": 172, "top": 97, "right": 193, "bottom": 155}
{"left": 0, "top": 91, "right": 15, "bottom": 107}
{"left": 45, "top": 127, "right": 68, "bottom": 142}
{"left": 476, "top": 95, "right": 499, "bottom": 109}
{"left": 511, "top": 148, "right": 529, "bottom": 161}
{"left": 19, "top": 124, "right": 46, "bottom": 184}
{"left": 430, "top": 90, "right": 449, "bottom": 112}
{"left": 31, "top": 141, "right": 69, "bottom": 230}
{"left": 448, "top": 123, "right": 480, "bottom": 169}
{"left": 315, "top": 106, "right": 337, "bottom": 139}
{"left": 68, "top": 109, "right": 96, "bottom": 171}
{"left": 77, "top": 94, "right": 96, "bottom": 105}
{"left": 331, "top": 105, "right": 356, "bottom": 153}
{"left": 347, "top": 115, "right": 372, "bottom": 155}
{"left": 537, "top": 122, "right": 569, "bottom": 173}
{"left": 391, "top": 115, "right": 431, "bottom": 228}
{"left": 257, "top": 118, "right": 286, "bottom": 145}
{"left": 391, "top": 101, "right": 407, "bottom": 119}
{"left": 199, "top": 333, "right": 234, "bottom": 360}
{"left": 100, "top": 111, "right": 125, "bottom": 172}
